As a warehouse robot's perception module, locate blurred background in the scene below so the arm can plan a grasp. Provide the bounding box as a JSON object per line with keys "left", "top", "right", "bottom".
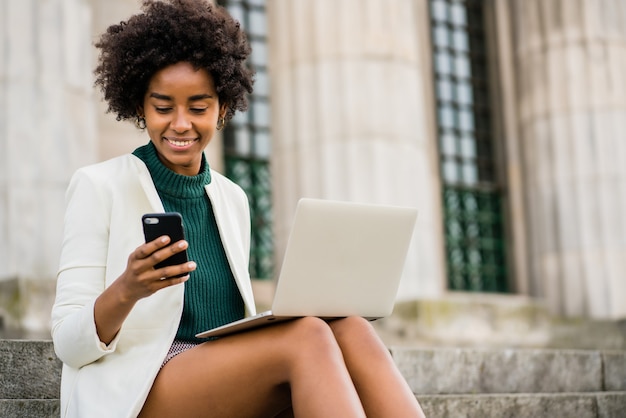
{"left": 1, "top": 0, "right": 625, "bottom": 349}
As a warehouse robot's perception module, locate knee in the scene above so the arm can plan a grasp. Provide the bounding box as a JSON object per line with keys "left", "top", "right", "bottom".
{"left": 289, "top": 316, "right": 336, "bottom": 343}
{"left": 285, "top": 317, "right": 342, "bottom": 357}
{"left": 329, "top": 316, "right": 375, "bottom": 340}
{"left": 329, "top": 316, "right": 390, "bottom": 357}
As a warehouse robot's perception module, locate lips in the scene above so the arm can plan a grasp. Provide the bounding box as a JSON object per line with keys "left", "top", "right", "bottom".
{"left": 164, "top": 137, "right": 196, "bottom": 147}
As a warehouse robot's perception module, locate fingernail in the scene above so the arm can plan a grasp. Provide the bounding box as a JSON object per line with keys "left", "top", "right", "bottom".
{"left": 188, "top": 262, "right": 196, "bottom": 269}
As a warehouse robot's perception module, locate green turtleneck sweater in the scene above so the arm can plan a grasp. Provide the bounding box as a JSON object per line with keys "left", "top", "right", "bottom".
{"left": 133, "top": 143, "right": 245, "bottom": 342}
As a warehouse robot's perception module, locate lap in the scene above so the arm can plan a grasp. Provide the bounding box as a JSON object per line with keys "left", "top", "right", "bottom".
{"left": 140, "top": 316, "right": 366, "bottom": 418}
{"left": 140, "top": 326, "right": 293, "bottom": 418}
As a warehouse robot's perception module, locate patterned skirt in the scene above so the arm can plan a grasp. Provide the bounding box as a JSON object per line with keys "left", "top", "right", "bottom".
{"left": 161, "top": 339, "right": 199, "bottom": 368}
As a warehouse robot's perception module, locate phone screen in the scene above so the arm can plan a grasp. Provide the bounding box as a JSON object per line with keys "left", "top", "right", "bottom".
{"left": 142, "top": 212, "right": 189, "bottom": 277}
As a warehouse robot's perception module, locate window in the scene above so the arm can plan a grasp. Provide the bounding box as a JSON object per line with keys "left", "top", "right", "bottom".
{"left": 430, "top": 0, "right": 508, "bottom": 292}
{"left": 218, "top": 0, "right": 273, "bottom": 279}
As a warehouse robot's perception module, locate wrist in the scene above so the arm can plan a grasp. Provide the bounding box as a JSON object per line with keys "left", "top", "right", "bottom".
{"left": 110, "top": 277, "right": 139, "bottom": 306}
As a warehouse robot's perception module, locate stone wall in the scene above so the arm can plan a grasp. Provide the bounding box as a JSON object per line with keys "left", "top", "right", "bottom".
{"left": 3, "top": 0, "right": 626, "bottom": 339}
{"left": 0, "top": 0, "right": 97, "bottom": 336}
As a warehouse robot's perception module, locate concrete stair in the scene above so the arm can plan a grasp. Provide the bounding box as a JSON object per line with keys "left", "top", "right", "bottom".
{"left": 0, "top": 340, "right": 60, "bottom": 417}
{"left": 1, "top": 340, "right": 625, "bottom": 417}
{"left": 392, "top": 347, "right": 626, "bottom": 417}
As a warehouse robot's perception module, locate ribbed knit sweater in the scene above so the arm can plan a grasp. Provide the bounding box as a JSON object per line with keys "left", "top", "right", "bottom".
{"left": 133, "top": 143, "right": 245, "bottom": 342}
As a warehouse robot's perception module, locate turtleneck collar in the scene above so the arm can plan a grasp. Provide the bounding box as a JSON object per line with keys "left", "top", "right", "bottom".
{"left": 132, "top": 142, "right": 212, "bottom": 199}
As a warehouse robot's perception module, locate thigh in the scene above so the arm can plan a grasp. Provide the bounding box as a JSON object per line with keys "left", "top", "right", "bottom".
{"left": 328, "top": 317, "right": 426, "bottom": 418}
{"left": 140, "top": 325, "right": 295, "bottom": 418}
{"left": 273, "top": 406, "right": 294, "bottom": 418}
{"left": 139, "top": 316, "right": 347, "bottom": 418}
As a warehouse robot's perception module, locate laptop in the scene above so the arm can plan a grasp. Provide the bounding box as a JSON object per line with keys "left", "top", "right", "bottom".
{"left": 195, "top": 198, "right": 418, "bottom": 339}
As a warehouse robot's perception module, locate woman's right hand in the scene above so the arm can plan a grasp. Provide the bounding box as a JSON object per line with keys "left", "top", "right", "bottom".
{"left": 94, "top": 236, "right": 196, "bottom": 344}
{"left": 118, "top": 235, "right": 197, "bottom": 302}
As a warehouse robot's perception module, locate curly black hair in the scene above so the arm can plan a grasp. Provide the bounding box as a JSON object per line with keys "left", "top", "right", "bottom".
{"left": 94, "top": 0, "right": 254, "bottom": 126}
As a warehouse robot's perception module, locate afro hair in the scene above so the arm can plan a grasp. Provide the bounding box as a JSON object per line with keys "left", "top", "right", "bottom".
{"left": 94, "top": 0, "right": 254, "bottom": 126}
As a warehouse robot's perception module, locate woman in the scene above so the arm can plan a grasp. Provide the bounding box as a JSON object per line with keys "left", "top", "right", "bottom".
{"left": 51, "top": 1, "right": 425, "bottom": 417}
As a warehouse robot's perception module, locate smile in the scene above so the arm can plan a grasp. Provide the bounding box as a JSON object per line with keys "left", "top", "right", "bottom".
{"left": 164, "top": 137, "right": 196, "bottom": 147}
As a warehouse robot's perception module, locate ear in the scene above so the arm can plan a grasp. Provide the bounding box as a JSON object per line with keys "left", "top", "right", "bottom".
{"left": 136, "top": 105, "right": 145, "bottom": 117}
{"left": 219, "top": 104, "right": 228, "bottom": 119}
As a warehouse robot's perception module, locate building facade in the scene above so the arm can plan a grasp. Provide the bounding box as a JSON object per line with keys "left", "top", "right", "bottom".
{"left": 1, "top": 0, "right": 625, "bottom": 338}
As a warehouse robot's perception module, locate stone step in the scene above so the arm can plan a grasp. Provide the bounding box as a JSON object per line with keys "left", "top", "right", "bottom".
{"left": 3, "top": 393, "right": 625, "bottom": 418}
{"left": 3, "top": 340, "right": 626, "bottom": 418}
{"left": 418, "top": 392, "right": 626, "bottom": 418}
{"left": 0, "top": 400, "right": 59, "bottom": 418}
{"left": 3, "top": 340, "right": 626, "bottom": 397}
{"left": 391, "top": 347, "right": 626, "bottom": 395}
{"left": 0, "top": 340, "right": 60, "bottom": 400}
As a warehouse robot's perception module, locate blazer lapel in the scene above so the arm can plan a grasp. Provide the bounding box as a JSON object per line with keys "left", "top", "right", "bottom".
{"left": 205, "top": 182, "right": 256, "bottom": 316}
{"left": 133, "top": 157, "right": 165, "bottom": 213}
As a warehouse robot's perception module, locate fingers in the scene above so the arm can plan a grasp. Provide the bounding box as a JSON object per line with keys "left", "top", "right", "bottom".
{"left": 147, "top": 238, "right": 195, "bottom": 280}
{"left": 138, "top": 236, "right": 187, "bottom": 268}
{"left": 137, "top": 235, "right": 172, "bottom": 259}
{"left": 156, "top": 261, "right": 197, "bottom": 282}
{"left": 155, "top": 261, "right": 196, "bottom": 287}
{"left": 122, "top": 237, "right": 196, "bottom": 299}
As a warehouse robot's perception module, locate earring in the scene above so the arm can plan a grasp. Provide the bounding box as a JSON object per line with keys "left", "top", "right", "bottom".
{"left": 216, "top": 116, "right": 226, "bottom": 131}
{"left": 135, "top": 116, "right": 146, "bottom": 130}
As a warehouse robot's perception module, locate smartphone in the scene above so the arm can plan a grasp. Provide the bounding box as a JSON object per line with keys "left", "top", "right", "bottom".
{"left": 142, "top": 212, "right": 189, "bottom": 277}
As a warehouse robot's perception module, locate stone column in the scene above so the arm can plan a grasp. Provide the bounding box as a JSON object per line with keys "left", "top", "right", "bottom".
{"left": 0, "top": 0, "right": 97, "bottom": 334}
{"left": 503, "top": 0, "right": 626, "bottom": 318}
{"left": 91, "top": 0, "right": 146, "bottom": 162}
{"left": 267, "top": 0, "right": 446, "bottom": 298}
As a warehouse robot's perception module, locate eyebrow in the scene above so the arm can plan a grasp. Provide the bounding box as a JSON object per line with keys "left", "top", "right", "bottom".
{"left": 149, "top": 92, "right": 214, "bottom": 101}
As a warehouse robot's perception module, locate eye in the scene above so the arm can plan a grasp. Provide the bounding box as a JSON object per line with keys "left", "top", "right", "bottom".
{"left": 155, "top": 107, "right": 172, "bottom": 114}
{"left": 190, "top": 107, "right": 208, "bottom": 114}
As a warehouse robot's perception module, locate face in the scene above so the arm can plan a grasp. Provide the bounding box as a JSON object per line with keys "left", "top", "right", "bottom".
{"left": 141, "top": 62, "right": 225, "bottom": 176}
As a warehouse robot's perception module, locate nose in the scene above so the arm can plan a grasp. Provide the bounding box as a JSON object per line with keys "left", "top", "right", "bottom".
{"left": 170, "top": 109, "right": 192, "bottom": 133}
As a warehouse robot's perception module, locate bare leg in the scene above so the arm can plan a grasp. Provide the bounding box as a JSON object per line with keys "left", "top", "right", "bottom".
{"left": 329, "top": 317, "right": 426, "bottom": 418}
{"left": 273, "top": 406, "right": 294, "bottom": 418}
{"left": 139, "top": 317, "right": 366, "bottom": 418}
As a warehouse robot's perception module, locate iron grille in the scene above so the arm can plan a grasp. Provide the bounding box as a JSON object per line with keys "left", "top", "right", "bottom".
{"left": 430, "top": 0, "right": 508, "bottom": 292}
{"left": 219, "top": 0, "right": 273, "bottom": 279}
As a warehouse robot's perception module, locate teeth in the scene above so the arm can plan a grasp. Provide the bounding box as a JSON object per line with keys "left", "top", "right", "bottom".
{"left": 167, "top": 139, "right": 193, "bottom": 146}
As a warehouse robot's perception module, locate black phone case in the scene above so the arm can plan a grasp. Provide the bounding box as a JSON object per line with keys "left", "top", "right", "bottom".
{"left": 142, "top": 212, "right": 189, "bottom": 276}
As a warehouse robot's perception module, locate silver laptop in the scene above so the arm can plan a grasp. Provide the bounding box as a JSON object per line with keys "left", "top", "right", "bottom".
{"left": 195, "top": 198, "right": 418, "bottom": 339}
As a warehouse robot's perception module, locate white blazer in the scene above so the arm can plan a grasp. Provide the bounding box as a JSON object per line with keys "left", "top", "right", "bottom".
{"left": 50, "top": 154, "right": 256, "bottom": 418}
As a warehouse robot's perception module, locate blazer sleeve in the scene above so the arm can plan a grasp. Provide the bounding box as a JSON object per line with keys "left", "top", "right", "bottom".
{"left": 51, "top": 168, "right": 121, "bottom": 369}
